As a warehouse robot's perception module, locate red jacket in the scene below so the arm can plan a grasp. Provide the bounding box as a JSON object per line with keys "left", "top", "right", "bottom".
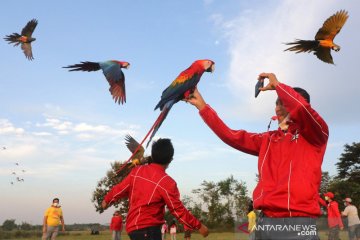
{"left": 319, "top": 198, "right": 344, "bottom": 228}
{"left": 104, "top": 164, "right": 201, "bottom": 233}
{"left": 110, "top": 215, "right": 123, "bottom": 231}
{"left": 199, "top": 83, "right": 328, "bottom": 217}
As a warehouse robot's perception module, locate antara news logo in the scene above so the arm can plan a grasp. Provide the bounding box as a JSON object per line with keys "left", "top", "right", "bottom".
{"left": 237, "top": 222, "right": 317, "bottom": 236}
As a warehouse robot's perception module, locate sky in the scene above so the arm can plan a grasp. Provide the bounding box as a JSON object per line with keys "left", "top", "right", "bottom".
{"left": 0, "top": 0, "right": 359, "bottom": 225}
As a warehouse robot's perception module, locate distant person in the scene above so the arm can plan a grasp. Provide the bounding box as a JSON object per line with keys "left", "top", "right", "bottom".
{"left": 102, "top": 138, "right": 209, "bottom": 240}
{"left": 319, "top": 192, "right": 344, "bottom": 240}
{"left": 186, "top": 73, "right": 328, "bottom": 239}
{"left": 247, "top": 202, "right": 256, "bottom": 240}
{"left": 42, "top": 198, "right": 65, "bottom": 240}
{"left": 169, "top": 220, "right": 177, "bottom": 240}
{"left": 183, "top": 221, "right": 192, "bottom": 240}
{"left": 161, "top": 221, "right": 168, "bottom": 240}
{"left": 341, "top": 197, "right": 360, "bottom": 240}
{"left": 110, "top": 210, "right": 123, "bottom": 240}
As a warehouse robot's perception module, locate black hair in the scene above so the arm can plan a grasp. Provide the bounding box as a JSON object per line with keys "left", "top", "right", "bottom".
{"left": 247, "top": 201, "right": 254, "bottom": 214}
{"left": 151, "top": 138, "right": 174, "bottom": 165}
{"left": 293, "top": 87, "right": 310, "bottom": 103}
{"left": 53, "top": 198, "right": 59, "bottom": 203}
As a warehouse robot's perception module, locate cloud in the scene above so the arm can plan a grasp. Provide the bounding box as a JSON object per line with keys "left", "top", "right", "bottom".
{"left": 210, "top": 0, "right": 359, "bottom": 123}
{"left": 0, "top": 119, "right": 25, "bottom": 135}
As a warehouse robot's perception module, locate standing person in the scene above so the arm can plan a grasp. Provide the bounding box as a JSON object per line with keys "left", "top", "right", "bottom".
{"left": 186, "top": 73, "right": 329, "bottom": 239}
{"left": 161, "top": 221, "right": 168, "bottom": 240}
{"left": 102, "top": 138, "right": 209, "bottom": 240}
{"left": 110, "top": 210, "right": 123, "bottom": 240}
{"left": 183, "top": 211, "right": 193, "bottom": 240}
{"left": 341, "top": 197, "right": 360, "bottom": 240}
{"left": 169, "top": 220, "right": 177, "bottom": 240}
{"left": 247, "top": 202, "right": 256, "bottom": 240}
{"left": 42, "top": 198, "right": 65, "bottom": 240}
{"left": 319, "top": 192, "right": 344, "bottom": 240}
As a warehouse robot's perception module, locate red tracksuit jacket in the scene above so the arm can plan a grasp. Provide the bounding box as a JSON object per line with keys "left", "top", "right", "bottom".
{"left": 110, "top": 215, "right": 123, "bottom": 231}
{"left": 104, "top": 164, "right": 201, "bottom": 233}
{"left": 319, "top": 198, "right": 344, "bottom": 228}
{"left": 199, "top": 83, "right": 329, "bottom": 217}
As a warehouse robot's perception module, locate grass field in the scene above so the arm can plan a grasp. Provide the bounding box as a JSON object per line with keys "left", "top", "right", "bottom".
{"left": 7, "top": 230, "right": 349, "bottom": 240}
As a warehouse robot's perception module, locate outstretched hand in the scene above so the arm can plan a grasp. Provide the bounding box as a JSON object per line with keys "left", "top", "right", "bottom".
{"left": 184, "top": 88, "right": 207, "bottom": 111}
{"left": 258, "top": 73, "right": 280, "bottom": 92}
{"left": 101, "top": 200, "right": 108, "bottom": 210}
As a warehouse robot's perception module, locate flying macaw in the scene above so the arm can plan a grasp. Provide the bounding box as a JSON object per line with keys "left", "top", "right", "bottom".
{"left": 63, "top": 60, "right": 130, "bottom": 104}
{"left": 146, "top": 59, "right": 215, "bottom": 147}
{"left": 4, "top": 19, "right": 38, "bottom": 60}
{"left": 284, "top": 10, "right": 348, "bottom": 64}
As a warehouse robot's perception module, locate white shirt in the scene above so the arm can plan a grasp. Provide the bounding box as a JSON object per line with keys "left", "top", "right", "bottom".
{"left": 342, "top": 205, "right": 360, "bottom": 226}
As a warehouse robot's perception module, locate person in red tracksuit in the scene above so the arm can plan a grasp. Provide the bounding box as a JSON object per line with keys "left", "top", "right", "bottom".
{"left": 110, "top": 210, "right": 123, "bottom": 240}
{"left": 319, "top": 192, "right": 344, "bottom": 240}
{"left": 102, "top": 138, "right": 209, "bottom": 240}
{"left": 186, "top": 73, "right": 329, "bottom": 240}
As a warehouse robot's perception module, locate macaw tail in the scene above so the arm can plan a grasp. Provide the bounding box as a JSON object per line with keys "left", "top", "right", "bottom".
{"left": 4, "top": 33, "right": 21, "bottom": 46}
{"left": 63, "top": 61, "right": 101, "bottom": 72}
{"left": 146, "top": 103, "right": 173, "bottom": 148}
{"left": 284, "top": 40, "right": 318, "bottom": 53}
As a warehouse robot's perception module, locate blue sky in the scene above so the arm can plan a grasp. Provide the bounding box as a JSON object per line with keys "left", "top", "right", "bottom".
{"left": 0, "top": 0, "right": 359, "bottom": 225}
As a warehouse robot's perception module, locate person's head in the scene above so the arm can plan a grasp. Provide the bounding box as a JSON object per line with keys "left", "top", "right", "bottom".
{"left": 52, "top": 198, "right": 60, "bottom": 207}
{"left": 343, "top": 197, "right": 352, "bottom": 206}
{"left": 275, "top": 87, "right": 310, "bottom": 123}
{"left": 151, "top": 138, "right": 174, "bottom": 167}
{"left": 324, "top": 192, "right": 334, "bottom": 202}
{"left": 113, "top": 210, "right": 120, "bottom": 216}
{"left": 248, "top": 201, "right": 254, "bottom": 214}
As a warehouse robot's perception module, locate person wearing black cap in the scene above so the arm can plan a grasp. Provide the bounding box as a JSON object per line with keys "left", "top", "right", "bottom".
{"left": 187, "top": 73, "right": 328, "bottom": 239}
{"left": 319, "top": 192, "right": 344, "bottom": 240}
{"left": 342, "top": 197, "right": 360, "bottom": 240}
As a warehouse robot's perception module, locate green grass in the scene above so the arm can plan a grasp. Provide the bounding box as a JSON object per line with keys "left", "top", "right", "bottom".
{"left": 6, "top": 230, "right": 349, "bottom": 240}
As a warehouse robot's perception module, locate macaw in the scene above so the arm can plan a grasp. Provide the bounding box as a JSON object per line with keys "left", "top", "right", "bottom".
{"left": 115, "top": 135, "right": 151, "bottom": 178}
{"left": 63, "top": 60, "right": 130, "bottom": 104}
{"left": 146, "top": 59, "right": 215, "bottom": 147}
{"left": 284, "top": 10, "right": 348, "bottom": 64}
{"left": 4, "top": 19, "right": 38, "bottom": 60}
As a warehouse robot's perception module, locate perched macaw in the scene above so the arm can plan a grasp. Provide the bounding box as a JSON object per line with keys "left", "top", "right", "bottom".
{"left": 115, "top": 135, "right": 151, "bottom": 178}
{"left": 146, "top": 59, "right": 215, "bottom": 147}
{"left": 63, "top": 60, "right": 130, "bottom": 104}
{"left": 4, "top": 19, "right": 38, "bottom": 60}
{"left": 284, "top": 10, "right": 349, "bottom": 64}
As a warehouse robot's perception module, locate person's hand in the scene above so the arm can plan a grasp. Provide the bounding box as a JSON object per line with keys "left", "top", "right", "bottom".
{"left": 198, "top": 224, "right": 209, "bottom": 237}
{"left": 101, "top": 200, "right": 108, "bottom": 209}
{"left": 184, "top": 88, "right": 206, "bottom": 111}
{"left": 258, "top": 73, "right": 279, "bottom": 91}
{"left": 340, "top": 226, "right": 344, "bottom": 230}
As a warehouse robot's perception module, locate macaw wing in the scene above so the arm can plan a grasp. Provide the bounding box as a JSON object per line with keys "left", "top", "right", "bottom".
{"left": 21, "top": 43, "right": 34, "bottom": 60}
{"left": 125, "top": 134, "right": 144, "bottom": 156}
{"left": 100, "top": 61, "right": 126, "bottom": 104}
{"left": 156, "top": 73, "right": 200, "bottom": 110}
{"left": 315, "top": 10, "right": 348, "bottom": 41}
{"left": 21, "top": 19, "right": 38, "bottom": 38}
{"left": 315, "top": 47, "right": 333, "bottom": 64}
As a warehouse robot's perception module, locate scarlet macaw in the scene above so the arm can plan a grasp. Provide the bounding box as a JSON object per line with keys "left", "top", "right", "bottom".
{"left": 284, "top": 10, "right": 349, "bottom": 64}
{"left": 146, "top": 59, "right": 215, "bottom": 147}
{"left": 4, "top": 19, "right": 38, "bottom": 60}
{"left": 63, "top": 60, "right": 130, "bottom": 104}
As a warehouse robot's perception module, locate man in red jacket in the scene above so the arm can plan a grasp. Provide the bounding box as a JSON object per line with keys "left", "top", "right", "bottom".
{"left": 319, "top": 192, "right": 344, "bottom": 240}
{"left": 102, "top": 138, "right": 209, "bottom": 240}
{"left": 186, "top": 73, "right": 328, "bottom": 239}
{"left": 110, "top": 210, "right": 123, "bottom": 240}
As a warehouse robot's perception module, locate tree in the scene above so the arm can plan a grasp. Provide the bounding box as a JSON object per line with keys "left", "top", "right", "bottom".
{"left": 320, "top": 171, "right": 332, "bottom": 193}
{"left": 19, "top": 222, "right": 32, "bottom": 231}
{"left": 192, "top": 175, "right": 250, "bottom": 229}
{"left": 336, "top": 142, "right": 360, "bottom": 182}
{"left": 91, "top": 161, "right": 129, "bottom": 219}
{"left": 2, "top": 219, "right": 17, "bottom": 231}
